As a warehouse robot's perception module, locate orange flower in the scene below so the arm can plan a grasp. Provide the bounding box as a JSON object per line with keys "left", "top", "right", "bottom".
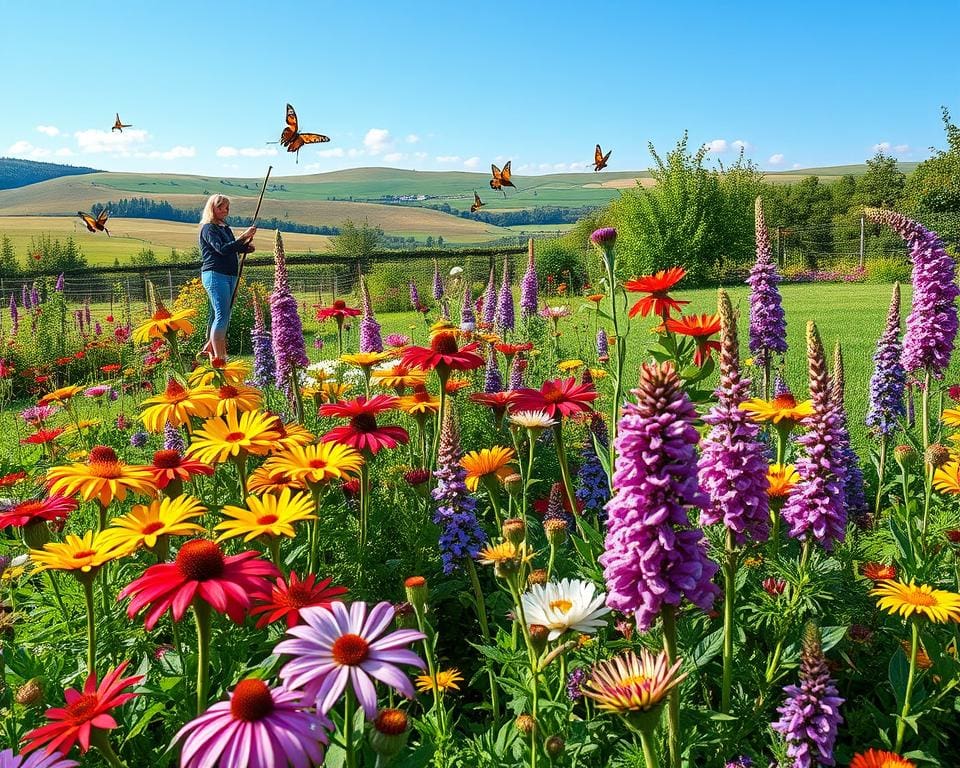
{"left": 664, "top": 313, "right": 721, "bottom": 366}
{"left": 47, "top": 445, "right": 157, "bottom": 507}
{"left": 623, "top": 267, "right": 689, "bottom": 320}
{"left": 849, "top": 748, "right": 915, "bottom": 768}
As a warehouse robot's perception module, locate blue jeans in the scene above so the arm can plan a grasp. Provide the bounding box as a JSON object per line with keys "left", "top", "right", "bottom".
{"left": 201, "top": 270, "right": 238, "bottom": 335}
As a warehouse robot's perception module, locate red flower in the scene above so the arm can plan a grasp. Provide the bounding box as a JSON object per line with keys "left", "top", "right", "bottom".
{"left": 949, "top": 385, "right": 960, "bottom": 401}
{"left": 149, "top": 449, "right": 215, "bottom": 489}
{"left": 100, "top": 364, "right": 121, "bottom": 374}
{"left": 624, "top": 267, "right": 689, "bottom": 320}
{"left": 494, "top": 342, "right": 534, "bottom": 358}
{"left": 511, "top": 378, "right": 597, "bottom": 420}
{"left": 0, "top": 495, "right": 77, "bottom": 529}
{"left": 861, "top": 562, "right": 897, "bottom": 581}
{"left": 0, "top": 360, "right": 14, "bottom": 378}
{"left": 532, "top": 492, "right": 585, "bottom": 517}
{"left": 104, "top": 315, "right": 115, "bottom": 323}
{"left": 249, "top": 571, "right": 348, "bottom": 629}
{"left": 316, "top": 299, "right": 361, "bottom": 322}
{"left": 664, "top": 313, "right": 722, "bottom": 366}
{"left": 319, "top": 394, "right": 409, "bottom": 455}
{"left": 55, "top": 357, "right": 74, "bottom": 367}
{"left": 20, "top": 661, "right": 143, "bottom": 756}
{"left": 0, "top": 470, "right": 27, "bottom": 487}
{"left": 117, "top": 539, "right": 279, "bottom": 629}
{"left": 763, "top": 577, "right": 787, "bottom": 596}
{"left": 401, "top": 331, "right": 484, "bottom": 378}
{"left": 470, "top": 391, "right": 518, "bottom": 427}
{"left": 21, "top": 427, "right": 66, "bottom": 445}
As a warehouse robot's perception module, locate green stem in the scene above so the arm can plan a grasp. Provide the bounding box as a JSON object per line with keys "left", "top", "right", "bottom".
{"left": 412, "top": 600, "right": 444, "bottom": 734}
{"left": 193, "top": 601, "right": 212, "bottom": 716}
{"left": 530, "top": 666, "right": 540, "bottom": 768}
{"left": 546, "top": 542, "right": 557, "bottom": 582}
{"left": 895, "top": 620, "right": 920, "bottom": 753}
{"left": 639, "top": 726, "right": 661, "bottom": 768}
{"left": 83, "top": 576, "right": 97, "bottom": 676}
{"left": 359, "top": 460, "right": 370, "bottom": 550}
{"left": 90, "top": 729, "right": 127, "bottom": 768}
{"left": 552, "top": 423, "right": 580, "bottom": 535}
{"left": 308, "top": 484, "right": 323, "bottom": 573}
{"left": 46, "top": 571, "right": 68, "bottom": 621}
{"left": 466, "top": 559, "right": 500, "bottom": 719}
{"left": 921, "top": 368, "right": 931, "bottom": 451}
{"left": 661, "top": 606, "right": 680, "bottom": 768}
{"left": 344, "top": 688, "right": 357, "bottom": 768}
{"left": 721, "top": 530, "right": 736, "bottom": 714}
{"left": 921, "top": 463, "right": 934, "bottom": 547}
{"left": 268, "top": 537, "right": 282, "bottom": 570}
{"left": 765, "top": 636, "right": 786, "bottom": 684}
{"left": 762, "top": 357, "right": 771, "bottom": 401}
{"left": 875, "top": 437, "right": 888, "bottom": 517}
{"left": 431, "top": 369, "right": 449, "bottom": 470}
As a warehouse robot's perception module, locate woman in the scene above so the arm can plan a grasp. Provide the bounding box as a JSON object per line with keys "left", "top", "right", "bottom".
{"left": 198, "top": 194, "right": 256, "bottom": 362}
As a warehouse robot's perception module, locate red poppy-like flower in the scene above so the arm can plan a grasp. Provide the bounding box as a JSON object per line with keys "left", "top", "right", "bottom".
{"left": 664, "top": 313, "right": 722, "bottom": 366}
{"left": 149, "top": 449, "right": 215, "bottom": 489}
{"left": 624, "top": 267, "right": 689, "bottom": 320}
{"left": 0, "top": 470, "right": 28, "bottom": 487}
{"left": 401, "top": 331, "right": 484, "bottom": 378}
{"left": 117, "top": 539, "right": 279, "bottom": 629}
{"left": 494, "top": 342, "right": 534, "bottom": 358}
{"left": 249, "top": 571, "right": 348, "bottom": 629}
{"left": 20, "top": 661, "right": 143, "bottom": 756}
{"left": 471, "top": 391, "right": 518, "bottom": 427}
{"left": 100, "top": 364, "right": 121, "bottom": 374}
{"left": 0, "top": 495, "right": 77, "bottom": 529}
{"left": 511, "top": 378, "right": 597, "bottom": 420}
{"left": 861, "top": 562, "right": 897, "bottom": 581}
{"left": 55, "top": 357, "right": 74, "bottom": 367}
{"left": 444, "top": 378, "right": 471, "bottom": 395}
{"left": 0, "top": 360, "right": 14, "bottom": 378}
{"left": 319, "top": 395, "right": 410, "bottom": 455}
{"left": 21, "top": 427, "right": 66, "bottom": 445}
{"left": 315, "top": 299, "right": 361, "bottom": 322}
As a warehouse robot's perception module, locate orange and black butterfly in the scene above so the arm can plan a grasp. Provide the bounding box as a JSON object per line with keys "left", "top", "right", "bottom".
{"left": 78, "top": 210, "right": 110, "bottom": 236}
{"left": 593, "top": 144, "right": 612, "bottom": 172}
{"left": 470, "top": 191, "right": 485, "bottom": 213}
{"left": 279, "top": 104, "right": 330, "bottom": 163}
{"left": 489, "top": 162, "right": 515, "bottom": 196}
{"left": 112, "top": 113, "right": 131, "bottom": 132}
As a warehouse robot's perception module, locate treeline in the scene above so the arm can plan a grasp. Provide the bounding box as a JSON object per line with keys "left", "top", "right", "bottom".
{"left": 0, "top": 157, "right": 99, "bottom": 190}
{"left": 417, "top": 202, "right": 597, "bottom": 226}
{"left": 0, "top": 233, "right": 88, "bottom": 277}
{"left": 89, "top": 198, "right": 341, "bottom": 236}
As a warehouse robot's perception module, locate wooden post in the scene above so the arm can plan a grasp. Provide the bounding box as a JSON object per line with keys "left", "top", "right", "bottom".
{"left": 777, "top": 227, "right": 785, "bottom": 268}
{"left": 859, "top": 215, "right": 866, "bottom": 269}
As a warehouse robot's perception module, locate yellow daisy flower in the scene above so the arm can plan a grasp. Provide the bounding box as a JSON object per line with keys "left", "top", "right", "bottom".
{"left": 557, "top": 359, "right": 584, "bottom": 373}
{"left": 264, "top": 442, "right": 364, "bottom": 488}
{"left": 461, "top": 446, "right": 516, "bottom": 491}
{"left": 140, "top": 378, "right": 218, "bottom": 432}
{"left": 30, "top": 529, "right": 136, "bottom": 575}
{"left": 216, "top": 488, "right": 317, "bottom": 543}
{"left": 415, "top": 668, "right": 464, "bottom": 694}
{"left": 767, "top": 464, "right": 799, "bottom": 499}
{"left": 47, "top": 445, "right": 157, "bottom": 507}
{"left": 213, "top": 383, "right": 263, "bottom": 416}
{"left": 186, "top": 410, "right": 282, "bottom": 464}
{"left": 188, "top": 359, "right": 251, "bottom": 387}
{"left": 101, "top": 495, "right": 207, "bottom": 551}
{"left": 872, "top": 579, "right": 960, "bottom": 623}
{"left": 246, "top": 465, "right": 307, "bottom": 495}
{"left": 739, "top": 394, "right": 814, "bottom": 426}
{"left": 37, "top": 385, "right": 84, "bottom": 406}
{"left": 132, "top": 302, "right": 196, "bottom": 345}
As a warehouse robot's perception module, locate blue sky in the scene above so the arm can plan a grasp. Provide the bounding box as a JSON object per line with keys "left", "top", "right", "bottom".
{"left": 2, "top": 1, "right": 957, "bottom": 178}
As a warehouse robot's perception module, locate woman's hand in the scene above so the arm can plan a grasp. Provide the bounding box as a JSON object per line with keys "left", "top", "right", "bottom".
{"left": 239, "top": 225, "right": 257, "bottom": 242}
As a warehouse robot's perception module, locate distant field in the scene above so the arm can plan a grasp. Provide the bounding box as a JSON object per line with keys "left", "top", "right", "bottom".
{"left": 0, "top": 216, "right": 334, "bottom": 266}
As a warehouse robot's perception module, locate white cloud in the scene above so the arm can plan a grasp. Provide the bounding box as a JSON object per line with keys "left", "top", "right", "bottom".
{"left": 363, "top": 128, "right": 392, "bottom": 155}
{"left": 7, "top": 140, "right": 51, "bottom": 159}
{"left": 142, "top": 146, "right": 196, "bottom": 160}
{"left": 873, "top": 141, "right": 911, "bottom": 155}
{"left": 435, "top": 155, "right": 461, "bottom": 163}
{"left": 216, "top": 146, "right": 277, "bottom": 158}
{"left": 463, "top": 156, "right": 480, "bottom": 169}
{"left": 706, "top": 139, "right": 728, "bottom": 153}
{"left": 36, "top": 125, "right": 60, "bottom": 137}
{"left": 74, "top": 128, "right": 148, "bottom": 154}
{"left": 731, "top": 139, "right": 752, "bottom": 152}
{"left": 768, "top": 153, "right": 785, "bottom": 166}
{"left": 314, "top": 147, "right": 345, "bottom": 158}
{"left": 54, "top": 147, "right": 74, "bottom": 157}
{"left": 791, "top": 163, "right": 802, "bottom": 169}
{"left": 872, "top": 141, "right": 893, "bottom": 153}
{"left": 895, "top": 143, "right": 911, "bottom": 154}
{"left": 383, "top": 151, "right": 404, "bottom": 162}
{"left": 405, "top": 134, "right": 420, "bottom": 144}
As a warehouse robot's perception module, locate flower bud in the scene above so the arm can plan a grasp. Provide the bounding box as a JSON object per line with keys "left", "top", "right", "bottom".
{"left": 543, "top": 518, "right": 568, "bottom": 546}
{"left": 527, "top": 568, "right": 548, "bottom": 588}
{"left": 515, "top": 713, "right": 536, "bottom": 735}
{"left": 528, "top": 623, "right": 549, "bottom": 656}
{"left": 393, "top": 601, "right": 417, "bottom": 630}
{"left": 22, "top": 521, "right": 50, "bottom": 550}
{"left": 893, "top": 444, "right": 918, "bottom": 470}
{"left": 925, "top": 443, "right": 951, "bottom": 469}
{"left": 494, "top": 557, "right": 521, "bottom": 580}
{"left": 403, "top": 576, "right": 428, "bottom": 614}
{"left": 545, "top": 735, "right": 565, "bottom": 758}
{"left": 762, "top": 577, "right": 786, "bottom": 596}
{"left": 502, "top": 472, "right": 523, "bottom": 498}
{"left": 502, "top": 518, "right": 526, "bottom": 546}
{"left": 369, "top": 707, "right": 410, "bottom": 758}
{"left": 14, "top": 678, "right": 43, "bottom": 707}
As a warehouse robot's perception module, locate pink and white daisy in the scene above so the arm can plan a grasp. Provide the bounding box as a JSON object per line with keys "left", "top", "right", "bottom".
{"left": 174, "top": 678, "right": 330, "bottom": 768}
{"left": 275, "top": 601, "right": 425, "bottom": 719}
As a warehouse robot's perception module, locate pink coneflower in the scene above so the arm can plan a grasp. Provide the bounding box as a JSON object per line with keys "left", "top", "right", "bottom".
{"left": 319, "top": 395, "right": 409, "bottom": 455}
{"left": 511, "top": 378, "right": 597, "bottom": 420}
{"left": 249, "top": 572, "right": 348, "bottom": 629}
{"left": 0, "top": 496, "right": 77, "bottom": 530}
{"left": 0, "top": 750, "right": 78, "bottom": 768}
{"left": 83, "top": 385, "right": 114, "bottom": 399}
{"left": 174, "top": 678, "right": 330, "bottom": 768}
{"left": 276, "top": 601, "right": 425, "bottom": 719}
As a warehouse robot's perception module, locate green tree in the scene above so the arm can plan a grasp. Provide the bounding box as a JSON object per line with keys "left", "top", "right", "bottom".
{"left": 855, "top": 152, "right": 906, "bottom": 208}
{"left": 131, "top": 248, "right": 158, "bottom": 266}
{"left": 0, "top": 235, "right": 18, "bottom": 277}
{"left": 904, "top": 107, "right": 960, "bottom": 244}
{"left": 831, "top": 174, "right": 857, "bottom": 212}
{"left": 331, "top": 219, "right": 384, "bottom": 260}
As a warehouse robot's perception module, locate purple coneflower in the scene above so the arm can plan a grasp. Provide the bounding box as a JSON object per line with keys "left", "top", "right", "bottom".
{"left": 600, "top": 362, "right": 719, "bottom": 630}
{"left": 0, "top": 750, "right": 78, "bottom": 768}
{"left": 276, "top": 601, "right": 425, "bottom": 719}
{"left": 174, "top": 678, "right": 330, "bottom": 768}
{"left": 270, "top": 231, "right": 308, "bottom": 405}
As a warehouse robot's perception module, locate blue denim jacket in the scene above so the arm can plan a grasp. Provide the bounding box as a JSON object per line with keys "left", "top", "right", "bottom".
{"left": 199, "top": 223, "right": 242, "bottom": 276}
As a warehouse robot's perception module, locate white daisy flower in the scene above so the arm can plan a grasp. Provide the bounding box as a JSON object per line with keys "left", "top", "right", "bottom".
{"left": 519, "top": 578, "right": 610, "bottom": 641}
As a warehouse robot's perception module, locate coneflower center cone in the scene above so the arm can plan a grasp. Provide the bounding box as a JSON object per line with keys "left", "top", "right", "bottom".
{"left": 351, "top": 413, "right": 378, "bottom": 432}
{"left": 230, "top": 678, "right": 275, "bottom": 721}
{"left": 375, "top": 708, "right": 409, "bottom": 735}
{"left": 176, "top": 540, "right": 225, "bottom": 581}
{"left": 67, "top": 694, "right": 100, "bottom": 720}
{"left": 332, "top": 633, "right": 370, "bottom": 665}
{"left": 88, "top": 446, "right": 123, "bottom": 477}
{"left": 153, "top": 449, "right": 184, "bottom": 468}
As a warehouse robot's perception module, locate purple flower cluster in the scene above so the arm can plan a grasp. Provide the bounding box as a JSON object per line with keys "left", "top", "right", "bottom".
{"left": 495, "top": 259, "right": 515, "bottom": 332}
{"left": 460, "top": 281, "right": 475, "bottom": 330}
{"left": 432, "top": 259, "right": 444, "bottom": 301}
{"left": 832, "top": 342, "right": 868, "bottom": 522}
{"left": 782, "top": 266, "right": 866, "bottom": 284}
{"left": 520, "top": 246, "right": 539, "bottom": 320}
{"left": 269, "top": 231, "right": 308, "bottom": 400}
{"left": 482, "top": 265, "right": 497, "bottom": 326}
{"left": 432, "top": 410, "right": 487, "bottom": 573}
{"left": 358, "top": 277, "right": 383, "bottom": 353}
{"left": 55, "top": 273, "right": 64, "bottom": 292}
{"left": 782, "top": 323, "right": 847, "bottom": 549}
{"left": 600, "top": 362, "right": 720, "bottom": 630}
{"left": 163, "top": 422, "right": 186, "bottom": 454}
{"left": 596, "top": 328, "right": 609, "bottom": 362}
{"left": 251, "top": 290, "right": 275, "bottom": 389}
{"left": 772, "top": 624, "right": 844, "bottom": 768}
{"left": 566, "top": 667, "right": 587, "bottom": 701}
{"left": 544, "top": 481, "right": 574, "bottom": 530}
{"left": 576, "top": 417, "right": 610, "bottom": 523}
{"left": 409, "top": 280, "right": 422, "bottom": 312}
{"left": 747, "top": 197, "right": 788, "bottom": 368}
{"left": 483, "top": 347, "right": 502, "bottom": 393}
{"left": 508, "top": 355, "right": 524, "bottom": 390}
{"left": 130, "top": 430, "right": 149, "bottom": 448}
{"left": 698, "top": 290, "right": 770, "bottom": 544}
{"left": 866, "top": 283, "right": 906, "bottom": 437}
{"left": 868, "top": 209, "right": 958, "bottom": 376}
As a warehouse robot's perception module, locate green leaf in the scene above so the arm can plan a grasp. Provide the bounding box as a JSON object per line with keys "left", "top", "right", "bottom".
{"left": 888, "top": 649, "right": 910, "bottom": 707}
{"left": 122, "top": 702, "right": 167, "bottom": 744}
{"left": 689, "top": 628, "right": 724, "bottom": 669}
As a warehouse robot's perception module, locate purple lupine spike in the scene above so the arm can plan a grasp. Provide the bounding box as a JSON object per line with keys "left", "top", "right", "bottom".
{"left": 269, "top": 231, "right": 308, "bottom": 403}
{"left": 30, "top": 286, "right": 38, "bottom": 308}
{"left": 596, "top": 328, "right": 609, "bottom": 363}
{"left": 772, "top": 623, "right": 844, "bottom": 768}
{"left": 409, "top": 280, "right": 422, "bottom": 312}
{"left": 866, "top": 282, "right": 906, "bottom": 438}
{"left": 747, "top": 197, "right": 788, "bottom": 368}
{"left": 832, "top": 341, "right": 868, "bottom": 521}
{"left": 55, "top": 273, "right": 64, "bottom": 292}
{"left": 74, "top": 309, "right": 84, "bottom": 332}
{"left": 482, "top": 265, "right": 497, "bottom": 325}
{"left": 698, "top": 290, "right": 770, "bottom": 544}
{"left": 163, "top": 421, "right": 186, "bottom": 454}
{"left": 495, "top": 258, "right": 515, "bottom": 333}
{"left": 774, "top": 373, "right": 790, "bottom": 398}
{"left": 508, "top": 354, "right": 524, "bottom": 390}
{"left": 781, "top": 322, "right": 847, "bottom": 550}
{"left": 460, "top": 281, "right": 475, "bottom": 331}
{"left": 432, "top": 408, "right": 487, "bottom": 573}
{"left": 358, "top": 276, "right": 383, "bottom": 353}
{"left": 576, "top": 415, "right": 610, "bottom": 524}
{"left": 94, "top": 321, "right": 102, "bottom": 336}
{"left": 432, "top": 259, "right": 444, "bottom": 301}
{"left": 251, "top": 289, "right": 275, "bottom": 389}
{"left": 84, "top": 297, "right": 91, "bottom": 329}
{"left": 867, "top": 209, "right": 958, "bottom": 377}
{"left": 520, "top": 242, "right": 539, "bottom": 320}
{"left": 600, "top": 362, "right": 720, "bottom": 629}
{"left": 483, "top": 347, "right": 502, "bottom": 393}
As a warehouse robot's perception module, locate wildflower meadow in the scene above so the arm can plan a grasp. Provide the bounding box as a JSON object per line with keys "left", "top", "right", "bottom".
{"left": 2, "top": 201, "right": 960, "bottom": 768}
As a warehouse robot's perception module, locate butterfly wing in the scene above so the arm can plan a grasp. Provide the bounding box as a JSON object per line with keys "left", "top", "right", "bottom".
{"left": 285, "top": 104, "right": 299, "bottom": 132}
{"left": 298, "top": 133, "right": 331, "bottom": 145}
{"left": 285, "top": 134, "right": 305, "bottom": 154}
{"left": 96, "top": 209, "right": 110, "bottom": 228}
{"left": 490, "top": 164, "right": 502, "bottom": 191}
{"left": 471, "top": 191, "right": 484, "bottom": 212}
{"left": 594, "top": 144, "right": 604, "bottom": 170}
{"left": 78, "top": 212, "right": 97, "bottom": 232}
{"left": 501, "top": 161, "right": 515, "bottom": 188}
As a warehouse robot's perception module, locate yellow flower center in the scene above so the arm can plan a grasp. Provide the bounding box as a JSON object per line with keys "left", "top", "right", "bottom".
{"left": 621, "top": 674, "right": 649, "bottom": 687}
{"left": 549, "top": 599, "right": 573, "bottom": 614}
{"left": 903, "top": 586, "right": 937, "bottom": 606}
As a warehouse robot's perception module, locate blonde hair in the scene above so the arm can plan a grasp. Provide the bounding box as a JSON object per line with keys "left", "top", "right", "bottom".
{"left": 200, "top": 194, "right": 230, "bottom": 226}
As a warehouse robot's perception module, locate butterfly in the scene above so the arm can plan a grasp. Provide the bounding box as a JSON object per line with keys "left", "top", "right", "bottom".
{"left": 489, "top": 162, "right": 515, "bottom": 196}
{"left": 593, "top": 144, "right": 612, "bottom": 172}
{"left": 78, "top": 209, "right": 110, "bottom": 236}
{"left": 470, "top": 191, "right": 485, "bottom": 213}
{"left": 279, "top": 104, "right": 330, "bottom": 162}
{"left": 112, "top": 113, "right": 132, "bottom": 132}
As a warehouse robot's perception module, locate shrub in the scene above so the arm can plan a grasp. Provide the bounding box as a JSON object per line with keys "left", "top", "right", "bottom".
{"left": 535, "top": 237, "right": 588, "bottom": 292}
{"left": 865, "top": 257, "right": 911, "bottom": 284}
{"left": 173, "top": 276, "right": 258, "bottom": 359}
